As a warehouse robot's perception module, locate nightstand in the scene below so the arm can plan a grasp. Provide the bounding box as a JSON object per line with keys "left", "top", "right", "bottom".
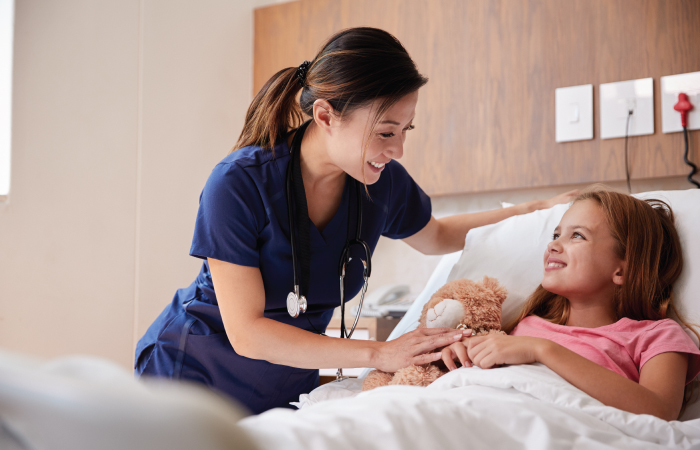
{"left": 319, "top": 316, "right": 401, "bottom": 385}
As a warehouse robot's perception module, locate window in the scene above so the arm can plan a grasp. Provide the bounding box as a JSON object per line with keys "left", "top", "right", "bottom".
{"left": 0, "top": 0, "right": 14, "bottom": 197}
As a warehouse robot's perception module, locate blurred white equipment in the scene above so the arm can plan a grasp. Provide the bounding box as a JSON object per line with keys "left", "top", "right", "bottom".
{"left": 0, "top": 350, "right": 258, "bottom": 450}
{"left": 351, "top": 284, "right": 412, "bottom": 318}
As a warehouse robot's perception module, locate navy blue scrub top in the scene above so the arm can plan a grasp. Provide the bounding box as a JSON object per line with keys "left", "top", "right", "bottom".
{"left": 134, "top": 136, "right": 431, "bottom": 415}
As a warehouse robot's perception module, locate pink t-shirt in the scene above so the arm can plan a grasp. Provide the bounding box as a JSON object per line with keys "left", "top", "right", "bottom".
{"left": 511, "top": 315, "right": 700, "bottom": 384}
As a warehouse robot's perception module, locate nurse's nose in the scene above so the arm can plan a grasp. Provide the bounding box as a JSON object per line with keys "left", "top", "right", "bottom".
{"left": 388, "top": 140, "right": 404, "bottom": 160}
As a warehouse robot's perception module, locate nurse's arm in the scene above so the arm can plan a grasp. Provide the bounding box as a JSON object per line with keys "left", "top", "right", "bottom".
{"left": 208, "top": 258, "right": 465, "bottom": 370}
{"left": 402, "top": 189, "right": 579, "bottom": 255}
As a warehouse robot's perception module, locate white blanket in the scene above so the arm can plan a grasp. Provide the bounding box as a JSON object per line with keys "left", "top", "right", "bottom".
{"left": 239, "top": 364, "right": 700, "bottom": 450}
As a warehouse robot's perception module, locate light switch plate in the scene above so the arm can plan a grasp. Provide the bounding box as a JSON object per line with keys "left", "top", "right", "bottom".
{"left": 555, "top": 84, "right": 593, "bottom": 142}
{"left": 600, "top": 78, "right": 654, "bottom": 140}
{"left": 661, "top": 71, "right": 700, "bottom": 133}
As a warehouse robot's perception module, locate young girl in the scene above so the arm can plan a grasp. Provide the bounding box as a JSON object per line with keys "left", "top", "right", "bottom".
{"left": 440, "top": 188, "right": 700, "bottom": 421}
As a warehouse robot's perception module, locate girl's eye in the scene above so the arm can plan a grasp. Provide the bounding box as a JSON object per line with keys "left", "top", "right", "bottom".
{"left": 552, "top": 233, "right": 560, "bottom": 240}
{"left": 573, "top": 232, "right": 585, "bottom": 239}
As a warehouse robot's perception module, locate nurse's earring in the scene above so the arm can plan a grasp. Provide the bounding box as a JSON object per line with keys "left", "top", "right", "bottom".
{"left": 287, "top": 285, "right": 308, "bottom": 319}
{"left": 312, "top": 99, "right": 335, "bottom": 132}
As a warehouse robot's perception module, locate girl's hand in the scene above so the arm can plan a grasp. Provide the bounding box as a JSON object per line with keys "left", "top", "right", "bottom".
{"left": 466, "top": 334, "right": 549, "bottom": 369}
{"left": 374, "top": 328, "right": 470, "bottom": 373}
{"left": 441, "top": 338, "right": 473, "bottom": 371}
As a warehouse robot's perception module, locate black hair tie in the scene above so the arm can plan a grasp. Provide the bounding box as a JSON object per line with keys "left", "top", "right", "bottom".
{"left": 296, "top": 60, "right": 310, "bottom": 88}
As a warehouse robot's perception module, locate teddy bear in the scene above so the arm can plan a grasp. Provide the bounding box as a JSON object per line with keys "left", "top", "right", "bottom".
{"left": 361, "top": 276, "right": 507, "bottom": 391}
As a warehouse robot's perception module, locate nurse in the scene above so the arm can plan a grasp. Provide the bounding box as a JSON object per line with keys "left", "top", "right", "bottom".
{"left": 135, "top": 27, "right": 576, "bottom": 414}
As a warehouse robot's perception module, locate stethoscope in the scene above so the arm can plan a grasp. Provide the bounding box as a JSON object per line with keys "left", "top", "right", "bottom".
{"left": 285, "top": 119, "right": 372, "bottom": 381}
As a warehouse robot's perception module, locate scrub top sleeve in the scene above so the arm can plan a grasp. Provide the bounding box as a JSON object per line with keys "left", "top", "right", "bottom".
{"left": 189, "top": 162, "right": 263, "bottom": 268}
{"left": 382, "top": 161, "right": 432, "bottom": 240}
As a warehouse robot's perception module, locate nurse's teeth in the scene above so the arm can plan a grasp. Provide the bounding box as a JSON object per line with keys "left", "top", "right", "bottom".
{"left": 369, "top": 161, "right": 385, "bottom": 168}
{"left": 547, "top": 262, "right": 566, "bottom": 268}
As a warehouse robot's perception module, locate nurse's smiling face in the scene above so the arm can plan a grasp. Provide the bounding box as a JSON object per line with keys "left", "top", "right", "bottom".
{"left": 325, "top": 90, "right": 419, "bottom": 185}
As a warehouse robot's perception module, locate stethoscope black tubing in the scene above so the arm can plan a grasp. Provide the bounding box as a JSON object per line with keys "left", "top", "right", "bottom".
{"left": 285, "top": 119, "right": 371, "bottom": 311}
{"left": 286, "top": 139, "right": 299, "bottom": 292}
{"left": 286, "top": 119, "right": 314, "bottom": 297}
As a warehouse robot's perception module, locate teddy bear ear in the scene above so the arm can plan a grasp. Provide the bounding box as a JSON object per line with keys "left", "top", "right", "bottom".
{"left": 481, "top": 276, "right": 508, "bottom": 304}
{"left": 418, "top": 298, "right": 434, "bottom": 328}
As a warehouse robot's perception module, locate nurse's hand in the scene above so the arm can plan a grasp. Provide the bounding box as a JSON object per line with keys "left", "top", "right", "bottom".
{"left": 372, "top": 328, "right": 471, "bottom": 373}
{"left": 539, "top": 189, "right": 580, "bottom": 209}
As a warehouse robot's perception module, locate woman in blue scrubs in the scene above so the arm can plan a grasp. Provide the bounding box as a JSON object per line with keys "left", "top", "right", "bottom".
{"left": 135, "top": 27, "right": 576, "bottom": 414}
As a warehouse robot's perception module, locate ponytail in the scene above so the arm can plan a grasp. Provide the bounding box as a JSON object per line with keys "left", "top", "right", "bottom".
{"left": 231, "top": 27, "right": 428, "bottom": 160}
{"left": 232, "top": 67, "right": 305, "bottom": 155}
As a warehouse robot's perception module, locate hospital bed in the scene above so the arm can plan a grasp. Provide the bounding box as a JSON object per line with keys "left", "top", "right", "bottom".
{"left": 1, "top": 189, "right": 699, "bottom": 450}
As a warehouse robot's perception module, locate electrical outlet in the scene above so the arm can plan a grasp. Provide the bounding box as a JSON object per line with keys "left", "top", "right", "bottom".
{"left": 555, "top": 84, "right": 593, "bottom": 142}
{"left": 600, "top": 78, "right": 654, "bottom": 140}
{"left": 661, "top": 71, "right": 700, "bottom": 133}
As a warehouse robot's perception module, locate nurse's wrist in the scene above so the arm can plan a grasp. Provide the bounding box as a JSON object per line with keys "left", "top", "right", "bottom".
{"left": 366, "top": 340, "right": 384, "bottom": 368}
{"left": 528, "top": 200, "right": 546, "bottom": 212}
{"left": 516, "top": 200, "right": 542, "bottom": 214}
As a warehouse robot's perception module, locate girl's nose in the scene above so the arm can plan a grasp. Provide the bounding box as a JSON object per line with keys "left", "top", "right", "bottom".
{"left": 547, "top": 239, "right": 561, "bottom": 253}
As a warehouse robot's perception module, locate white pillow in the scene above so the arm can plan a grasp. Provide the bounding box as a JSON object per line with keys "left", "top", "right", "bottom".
{"left": 447, "top": 189, "right": 700, "bottom": 343}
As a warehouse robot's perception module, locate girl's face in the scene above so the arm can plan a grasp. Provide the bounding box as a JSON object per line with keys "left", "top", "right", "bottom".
{"left": 541, "top": 199, "right": 625, "bottom": 304}
{"left": 326, "top": 90, "right": 418, "bottom": 185}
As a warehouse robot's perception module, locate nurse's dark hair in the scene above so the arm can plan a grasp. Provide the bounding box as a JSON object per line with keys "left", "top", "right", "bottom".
{"left": 502, "top": 185, "right": 700, "bottom": 416}
{"left": 231, "top": 27, "right": 428, "bottom": 177}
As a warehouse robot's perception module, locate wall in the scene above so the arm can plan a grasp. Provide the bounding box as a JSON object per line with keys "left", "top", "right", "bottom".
{"left": 254, "top": 0, "right": 700, "bottom": 195}
{"left": 0, "top": 0, "right": 256, "bottom": 369}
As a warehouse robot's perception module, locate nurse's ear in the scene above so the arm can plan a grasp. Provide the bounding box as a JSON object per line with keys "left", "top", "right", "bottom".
{"left": 312, "top": 99, "right": 336, "bottom": 135}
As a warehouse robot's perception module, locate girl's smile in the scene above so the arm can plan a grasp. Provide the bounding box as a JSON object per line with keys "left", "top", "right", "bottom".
{"left": 541, "top": 199, "right": 626, "bottom": 312}
{"left": 545, "top": 257, "right": 567, "bottom": 270}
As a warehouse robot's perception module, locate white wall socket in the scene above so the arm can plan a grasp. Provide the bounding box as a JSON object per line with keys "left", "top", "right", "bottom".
{"left": 661, "top": 71, "right": 700, "bottom": 133}
{"left": 600, "top": 78, "right": 654, "bottom": 140}
{"left": 555, "top": 84, "right": 593, "bottom": 142}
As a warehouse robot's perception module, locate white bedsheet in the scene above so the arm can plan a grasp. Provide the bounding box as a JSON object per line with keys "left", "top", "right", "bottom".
{"left": 239, "top": 364, "right": 700, "bottom": 450}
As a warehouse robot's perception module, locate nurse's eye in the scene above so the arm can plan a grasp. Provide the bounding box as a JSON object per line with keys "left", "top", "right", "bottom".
{"left": 379, "top": 125, "right": 415, "bottom": 139}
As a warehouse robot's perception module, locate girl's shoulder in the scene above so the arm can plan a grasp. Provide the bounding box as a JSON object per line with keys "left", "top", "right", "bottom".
{"left": 517, "top": 315, "right": 685, "bottom": 335}
{"left": 611, "top": 317, "right": 687, "bottom": 335}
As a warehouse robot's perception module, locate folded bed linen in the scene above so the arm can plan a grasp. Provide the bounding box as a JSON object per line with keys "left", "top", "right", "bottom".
{"left": 239, "top": 363, "right": 700, "bottom": 450}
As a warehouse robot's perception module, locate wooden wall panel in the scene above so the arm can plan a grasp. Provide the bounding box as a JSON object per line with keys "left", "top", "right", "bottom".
{"left": 254, "top": 0, "right": 700, "bottom": 195}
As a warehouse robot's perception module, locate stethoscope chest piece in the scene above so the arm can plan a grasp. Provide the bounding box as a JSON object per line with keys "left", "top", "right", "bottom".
{"left": 286, "top": 287, "right": 307, "bottom": 319}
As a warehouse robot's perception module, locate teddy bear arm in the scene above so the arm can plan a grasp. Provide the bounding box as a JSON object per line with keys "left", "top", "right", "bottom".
{"left": 361, "top": 369, "right": 395, "bottom": 391}
{"left": 389, "top": 364, "right": 446, "bottom": 387}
